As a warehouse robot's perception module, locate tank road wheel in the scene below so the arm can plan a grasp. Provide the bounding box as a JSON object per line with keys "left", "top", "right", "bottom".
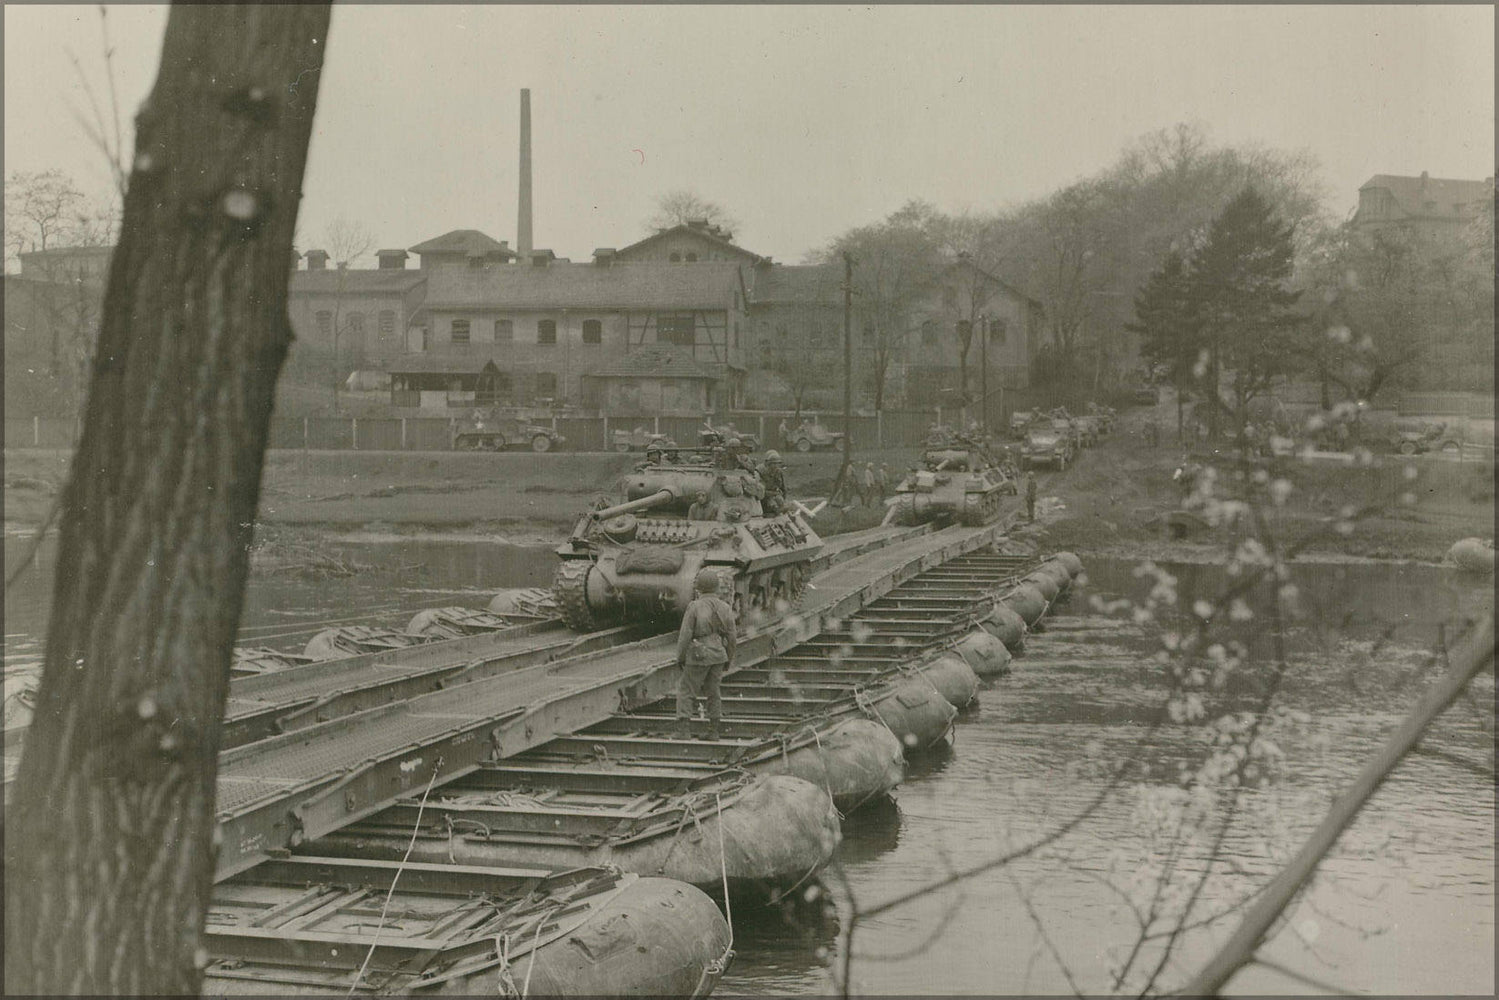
{"left": 894, "top": 492, "right": 918, "bottom": 526}
{"left": 532, "top": 434, "right": 554, "bottom": 453}
{"left": 794, "top": 436, "right": 813, "bottom": 453}
{"left": 552, "top": 559, "right": 599, "bottom": 632}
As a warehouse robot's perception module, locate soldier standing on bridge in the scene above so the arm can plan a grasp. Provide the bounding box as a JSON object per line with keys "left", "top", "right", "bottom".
{"left": 1025, "top": 470, "right": 1038, "bottom": 521}
{"left": 676, "top": 569, "right": 736, "bottom": 740}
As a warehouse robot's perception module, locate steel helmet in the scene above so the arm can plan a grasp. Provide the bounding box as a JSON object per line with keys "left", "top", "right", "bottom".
{"left": 764, "top": 449, "right": 782, "bottom": 463}
{"left": 693, "top": 568, "right": 721, "bottom": 593}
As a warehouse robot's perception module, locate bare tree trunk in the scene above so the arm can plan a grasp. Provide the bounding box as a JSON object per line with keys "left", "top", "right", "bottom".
{"left": 4, "top": 5, "right": 330, "bottom": 994}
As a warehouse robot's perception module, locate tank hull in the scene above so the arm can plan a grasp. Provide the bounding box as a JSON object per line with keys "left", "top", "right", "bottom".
{"left": 554, "top": 460, "right": 823, "bottom": 631}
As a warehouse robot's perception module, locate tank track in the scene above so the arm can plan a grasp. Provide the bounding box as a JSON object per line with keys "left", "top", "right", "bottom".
{"left": 552, "top": 558, "right": 599, "bottom": 632}
{"left": 893, "top": 492, "right": 919, "bottom": 526}
{"left": 960, "top": 491, "right": 1003, "bottom": 527}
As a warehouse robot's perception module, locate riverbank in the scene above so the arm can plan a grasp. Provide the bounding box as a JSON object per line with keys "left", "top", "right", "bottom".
{"left": 3, "top": 446, "right": 907, "bottom": 546}
{"left": 5, "top": 425, "right": 1491, "bottom": 562}
{"left": 1028, "top": 410, "right": 1494, "bottom": 565}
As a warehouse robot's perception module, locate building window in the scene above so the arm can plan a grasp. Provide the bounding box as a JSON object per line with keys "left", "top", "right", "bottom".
{"left": 989, "top": 318, "right": 1008, "bottom": 344}
{"left": 495, "top": 318, "right": 514, "bottom": 342}
{"left": 582, "top": 319, "right": 603, "bottom": 344}
{"left": 537, "top": 319, "right": 557, "bottom": 344}
{"left": 685, "top": 252, "right": 698, "bottom": 262}
{"left": 347, "top": 312, "right": 365, "bottom": 337}
{"left": 921, "top": 319, "right": 937, "bottom": 346}
{"left": 669, "top": 252, "right": 682, "bottom": 262}
{"left": 535, "top": 372, "right": 558, "bottom": 398}
{"left": 378, "top": 310, "right": 395, "bottom": 338}
{"left": 451, "top": 319, "right": 470, "bottom": 345}
{"left": 657, "top": 313, "right": 695, "bottom": 347}
{"left": 943, "top": 286, "right": 958, "bottom": 309}
{"left": 316, "top": 310, "right": 332, "bottom": 337}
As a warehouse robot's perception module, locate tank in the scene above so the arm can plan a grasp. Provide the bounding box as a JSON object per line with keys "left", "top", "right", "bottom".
{"left": 891, "top": 440, "right": 1015, "bottom": 527}
{"left": 552, "top": 448, "right": 824, "bottom": 631}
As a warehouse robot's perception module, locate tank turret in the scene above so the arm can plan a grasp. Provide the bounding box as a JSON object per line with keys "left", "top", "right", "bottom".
{"left": 553, "top": 452, "right": 823, "bottom": 632}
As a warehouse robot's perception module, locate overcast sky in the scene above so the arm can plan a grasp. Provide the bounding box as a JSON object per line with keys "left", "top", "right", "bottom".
{"left": 5, "top": 5, "right": 1493, "bottom": 264}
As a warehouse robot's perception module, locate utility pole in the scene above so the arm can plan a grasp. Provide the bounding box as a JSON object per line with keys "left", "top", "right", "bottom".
{"left": 980, "top": 314, "right": 989, "bottom": 439}
{"left": 834, "top": 251, "right": 854, "bottom": 502}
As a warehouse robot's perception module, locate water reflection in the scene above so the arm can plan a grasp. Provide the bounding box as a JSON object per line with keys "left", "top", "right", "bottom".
{"left": 723, "top": 555, "right": 1493, "bottom": 995}
{"left": 837, "top": 794, "right": 903, "bottom": 861}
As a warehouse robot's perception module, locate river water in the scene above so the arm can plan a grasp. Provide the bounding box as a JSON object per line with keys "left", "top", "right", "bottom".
{"left": 4, "top": 533, "right": 1493, "bottom": 995}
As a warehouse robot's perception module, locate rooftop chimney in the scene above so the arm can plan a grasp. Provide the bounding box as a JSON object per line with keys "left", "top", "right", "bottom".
{"left": 376, "top": 248, "right": 409, "bottom": 270}
{"left": 518, "top": 89, "right": 533, "bottom": 254}
{"left": 306, "top": 249, "right": 329, "bottom": 271}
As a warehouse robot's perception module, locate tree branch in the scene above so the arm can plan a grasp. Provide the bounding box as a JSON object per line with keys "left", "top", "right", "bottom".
{"left": 1179, "top": 615, "right": 1494, "bottom": 997}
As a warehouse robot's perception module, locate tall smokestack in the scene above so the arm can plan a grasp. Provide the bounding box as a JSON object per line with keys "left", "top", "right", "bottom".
{"left": 517, "top": 89, "right": 533, "bottom": 254}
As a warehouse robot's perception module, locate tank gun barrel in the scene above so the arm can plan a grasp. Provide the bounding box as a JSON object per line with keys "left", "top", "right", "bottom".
{"left": 591, "top": 488, "right": 675, "bottom": 521}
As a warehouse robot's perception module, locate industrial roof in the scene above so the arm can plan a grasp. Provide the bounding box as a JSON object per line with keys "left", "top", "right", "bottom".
{"left": 422, "top": 261, "right": 743, "bottom": 311}
{"left": 614, "top": 223, "right": 765, "bottom": 263}
{"left": 290, "top": 270, "right": 427, "bottom": 294}
{"left": 409, "top": 229, "right": 515, "bottom": 257}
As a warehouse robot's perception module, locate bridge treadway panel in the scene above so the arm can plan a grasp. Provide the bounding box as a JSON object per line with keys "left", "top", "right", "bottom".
{"left": 210, "top": 520, "right": 1005, "bottom": 877}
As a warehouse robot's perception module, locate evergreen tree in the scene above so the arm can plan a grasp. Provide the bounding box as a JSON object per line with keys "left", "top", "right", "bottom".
{"left": 1127, "top": 249, "right": 1197, "bottom": 440}
{"left": 1188, "top": 187, "right": 1302, "bottom": 439}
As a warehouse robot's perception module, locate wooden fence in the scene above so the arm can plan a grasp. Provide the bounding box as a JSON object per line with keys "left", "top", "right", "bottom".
{"left": 5, "top": 409, "right": 951, "bottom": 453}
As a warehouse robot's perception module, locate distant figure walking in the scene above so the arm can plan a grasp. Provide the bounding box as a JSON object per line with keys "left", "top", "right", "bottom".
{"left": 1025, "top": 470, "right": 1037, "bottom": 521}
{"left": 862, "top": 462, "right": 879, "bottom": 507}
{"left": 676, "top": 570, "right": 736, "bottom": 740}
